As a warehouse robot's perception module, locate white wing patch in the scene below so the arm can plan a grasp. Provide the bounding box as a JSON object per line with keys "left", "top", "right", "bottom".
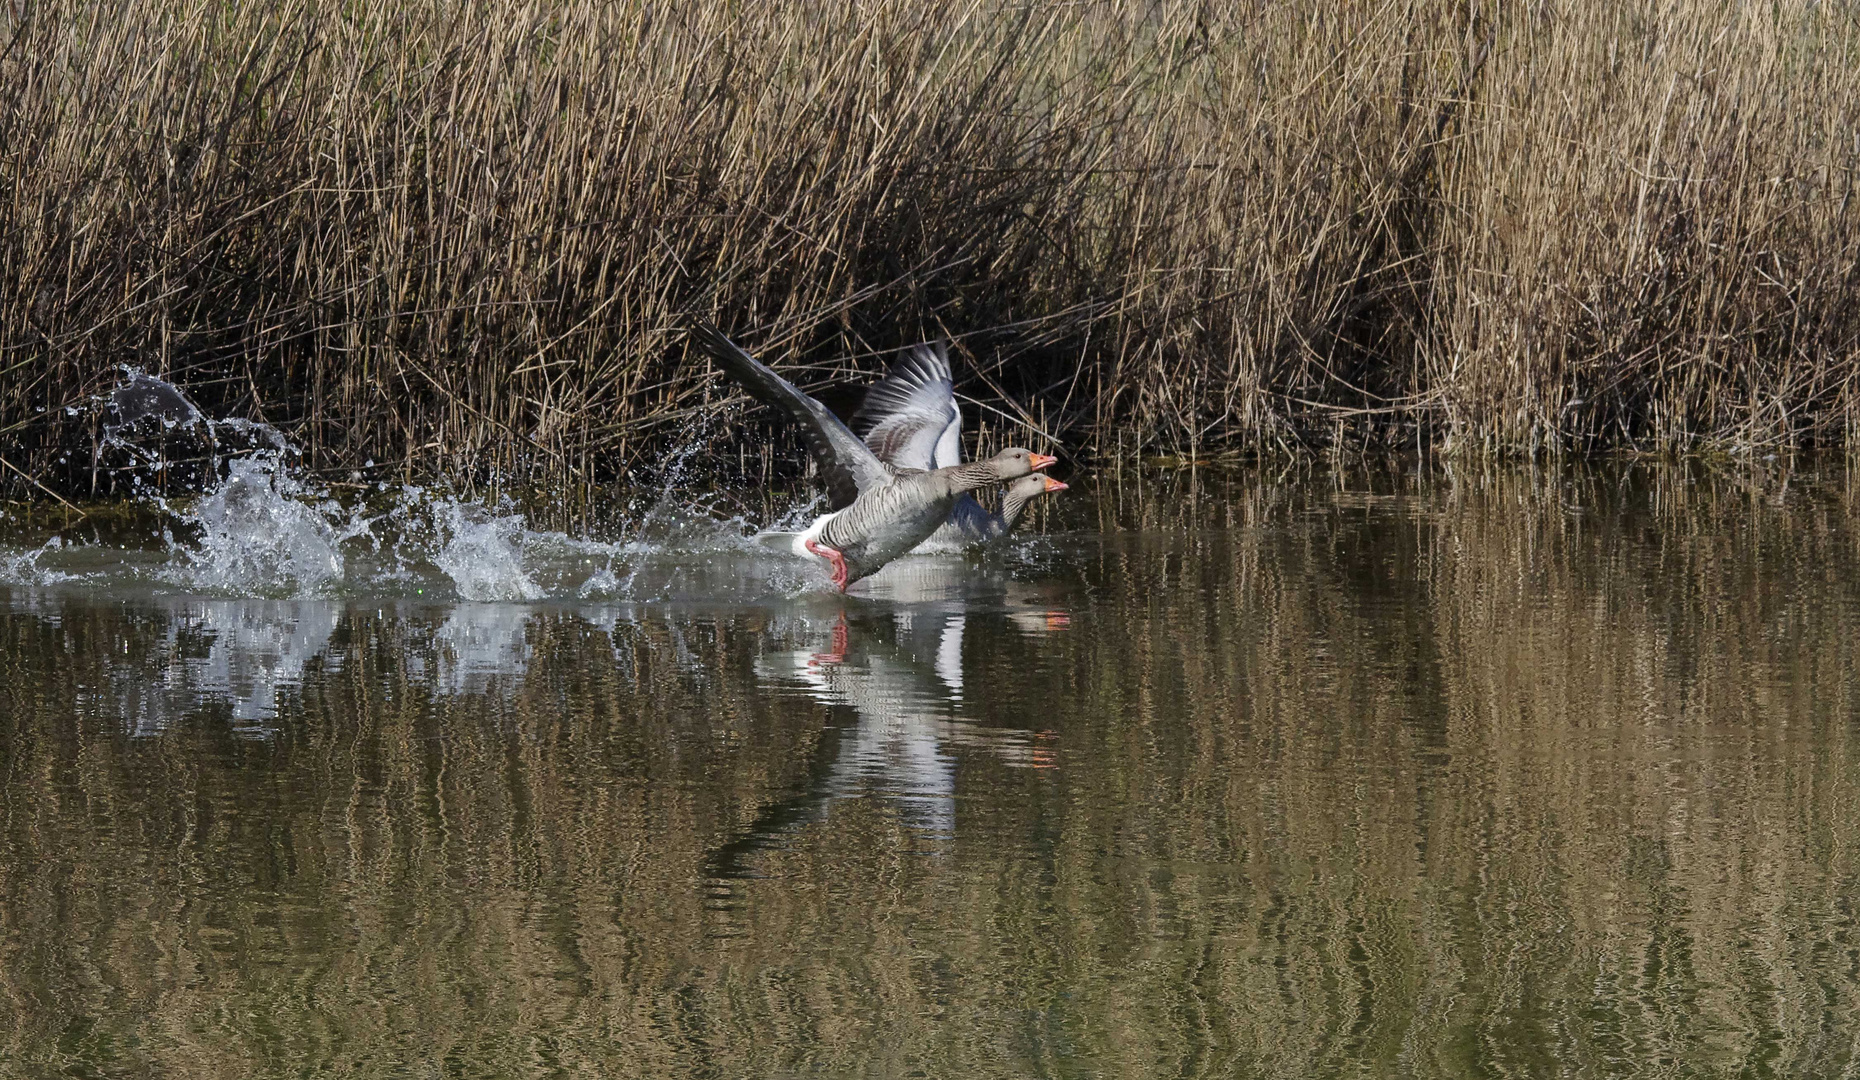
{"left": 932, "top": 418, "right": 962, "bottom": 470}
{"left": 854, "top": 342, "right": 961, "bottom": 473}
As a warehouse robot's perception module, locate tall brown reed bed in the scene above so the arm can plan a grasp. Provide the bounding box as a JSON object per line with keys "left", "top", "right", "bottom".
{"left": 2, "top": 0, "right": 1857, "bottom": 503}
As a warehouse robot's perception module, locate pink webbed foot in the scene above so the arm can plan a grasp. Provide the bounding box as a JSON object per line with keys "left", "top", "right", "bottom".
{"left": 803, "top": 538, "right": 849, "bottom": 592}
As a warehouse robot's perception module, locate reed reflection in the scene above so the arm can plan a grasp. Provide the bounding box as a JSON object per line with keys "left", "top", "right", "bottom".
{"left": 4, "top": 466, "right": 1860, "bottom": 1078}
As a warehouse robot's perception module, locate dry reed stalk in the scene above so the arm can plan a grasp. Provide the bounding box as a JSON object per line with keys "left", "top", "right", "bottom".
{"left": 0, "top": 0, "right": 1855, "bottom": 503}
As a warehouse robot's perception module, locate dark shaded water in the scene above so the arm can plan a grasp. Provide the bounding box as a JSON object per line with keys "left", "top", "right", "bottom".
{"left": 4, "top": 465, "right": 1860, "bottom": 1078}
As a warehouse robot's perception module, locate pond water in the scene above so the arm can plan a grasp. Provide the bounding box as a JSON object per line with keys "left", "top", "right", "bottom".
{"left": 2, "top": 462, "right": 1858, "bottom": 1078}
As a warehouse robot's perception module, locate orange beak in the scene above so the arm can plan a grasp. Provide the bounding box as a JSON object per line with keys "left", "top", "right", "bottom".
{"left": 1030, "top": 453, "right": 1058, "bottom": 471}
{"left": 1041, "top": 475, "right": 1068, "bottom": 493}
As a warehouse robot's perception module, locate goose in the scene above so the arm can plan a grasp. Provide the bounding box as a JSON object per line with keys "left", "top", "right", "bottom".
{"left": 853, "top": 341, "right": 1067, "bottom": 553}
{"left": 690, "top": 323, "right": 1055, "bottom": 589}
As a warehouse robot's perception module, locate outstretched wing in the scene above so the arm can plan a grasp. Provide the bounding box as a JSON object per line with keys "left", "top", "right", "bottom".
{"left": 690, "top": 323, "right": 892, "bottom": 509}
{"left": 853, "top": 341, "right": 962, "bottom": 471}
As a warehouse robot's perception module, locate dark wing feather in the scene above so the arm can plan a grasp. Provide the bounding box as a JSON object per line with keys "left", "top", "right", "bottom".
{"left": 852, "top": 342, "right": 961, "bottom": 472}
{"left": 690, "top": 323, "right": 891, "bottom": 510}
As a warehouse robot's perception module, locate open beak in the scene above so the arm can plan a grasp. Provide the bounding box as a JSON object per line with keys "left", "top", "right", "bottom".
{"left": 1030, "top": 453, "right": 1058, "bottom": 471}
{"left": 1041, "top": 475, "right": 1068, "bottom": 492}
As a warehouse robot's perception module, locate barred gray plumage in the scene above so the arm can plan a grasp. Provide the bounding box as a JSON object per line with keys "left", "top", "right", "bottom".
{"left": 690, "top": 323, "right": 1054, "bottom": 588}
{"left": 851, "top": 339, "right": 1067, "bottom": 552}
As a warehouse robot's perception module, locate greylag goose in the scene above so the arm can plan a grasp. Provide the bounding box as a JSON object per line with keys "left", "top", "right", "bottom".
{"left": 690, "top": 323, "right": 1055, "bottom": 589}
{"left": 853, "top": 341, "right": 1066, "bottom": 552}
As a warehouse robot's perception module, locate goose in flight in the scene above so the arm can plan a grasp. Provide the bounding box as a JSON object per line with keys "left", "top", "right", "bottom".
{"left": 690, "top": 323, "right": 1055, "bottom": 589}
{"left": 853, "top": 341, "right": 1066, "bottom": 553}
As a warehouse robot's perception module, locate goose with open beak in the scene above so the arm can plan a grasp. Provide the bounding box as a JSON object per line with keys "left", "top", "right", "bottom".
{"left": 691, "top": 323, "right": 1055, "bottom": 589}
{"left": 852, "top": 340, "right": 1068, "bottom": 552}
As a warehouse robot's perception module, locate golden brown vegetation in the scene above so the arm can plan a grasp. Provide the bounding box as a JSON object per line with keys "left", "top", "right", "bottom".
{"left": 2, "top": 0, "right": 1857, "bottom": 500}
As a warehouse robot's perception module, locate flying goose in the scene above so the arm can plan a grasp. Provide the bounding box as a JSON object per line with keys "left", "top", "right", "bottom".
{"left": 690, "top": 324, "right": 1055, "bottom": 589}
{"left": 853, "top": 341, "right": 1067, "bottom": 553}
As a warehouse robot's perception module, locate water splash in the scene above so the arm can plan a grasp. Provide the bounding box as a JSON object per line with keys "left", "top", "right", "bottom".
{"left": 110, "top": 371, "right": 209, "bottom": 433}
{"left": 0, "top": 536, "right": 74, "bottom": 586}
{"left": 97, "top": 373, "right": 350, "bottom": 597}
{"left": 17, "top": 372, "right": 834, "bottom": 602}
{"left": 428, "top": 502, "right": 543, "bottom": 602}
{"left": 172, "top": 454, "right": 355, "bottom": 597}
{"left": 101, "top": 370, "right": 222, "bottom": 492}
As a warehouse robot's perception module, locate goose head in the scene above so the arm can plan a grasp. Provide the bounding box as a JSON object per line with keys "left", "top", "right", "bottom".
{"left": 1005, "top": 473, "right": 1069, "bottom": 500}
{"left": 998, "top": 471, "right": 1068, "bottom": 531}
{"left": 982, "top": 447, "right": 1058, "bottom": 480}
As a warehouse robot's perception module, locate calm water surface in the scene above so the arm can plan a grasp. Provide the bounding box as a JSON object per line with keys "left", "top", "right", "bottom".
{"left": 3, "top": 466, "right": 1858, "bottom": 1078}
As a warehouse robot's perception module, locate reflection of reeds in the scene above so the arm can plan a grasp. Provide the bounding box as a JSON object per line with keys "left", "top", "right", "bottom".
{"left": 3, "top": 2, "right": 1859, "bottom": 501}
{"left": 4, "top": 470, "right": 1860, "bottom": 1074}
{"left": 1061, "top": 465, "right": 1860, "bottom": 1075}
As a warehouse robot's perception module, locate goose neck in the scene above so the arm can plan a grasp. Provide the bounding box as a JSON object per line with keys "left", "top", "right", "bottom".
{"left": 948, "top": 461, "right": 1006, "bottom": 492}
{"left": 998, "top": 488, "right": 1035, "bottom": 531}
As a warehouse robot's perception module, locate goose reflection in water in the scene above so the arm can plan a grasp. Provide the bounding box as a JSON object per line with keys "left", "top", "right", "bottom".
{"left": 706, "top": 561, "right": 1067, "bottom": 887}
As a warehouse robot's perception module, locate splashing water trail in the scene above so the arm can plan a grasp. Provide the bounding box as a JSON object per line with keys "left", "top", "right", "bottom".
{"left": 175, "top": 454, "right": 351, "bottom": 596}
{"left": 429, "top": 501, "right": 544, "bottom": 602}
{"left": 9, "top": 371, "right": 832, "bottom": 602}
{"left": 110, "top": 371, "right": 208, "bottom": 432}
{"left": 0, "top": 537, "right": 73, "bottom": 586}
